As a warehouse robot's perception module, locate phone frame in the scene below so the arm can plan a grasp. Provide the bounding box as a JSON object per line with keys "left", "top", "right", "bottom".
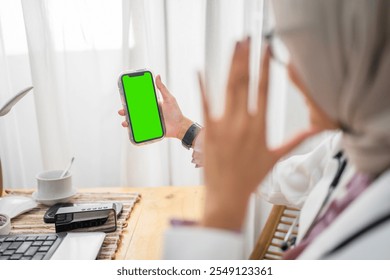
{"left": 118, "top": 69, "right": 166, "bottom": 145}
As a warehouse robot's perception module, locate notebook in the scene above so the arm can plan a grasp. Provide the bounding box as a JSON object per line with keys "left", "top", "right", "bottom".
{"left": 0, "top": 232, "right": 106, "bottom": 260}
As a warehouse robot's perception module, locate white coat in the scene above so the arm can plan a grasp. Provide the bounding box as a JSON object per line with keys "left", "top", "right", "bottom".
{"left": 163, "top": 132, "right": 390, "bottom": 259}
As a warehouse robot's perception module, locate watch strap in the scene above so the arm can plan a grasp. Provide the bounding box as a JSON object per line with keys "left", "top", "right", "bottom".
{"left": 182, "top": 123, "right": 202, "bottom": 149}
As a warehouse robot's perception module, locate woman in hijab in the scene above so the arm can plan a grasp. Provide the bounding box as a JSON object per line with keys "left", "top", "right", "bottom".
{"left": 163, "top": 0, "right": 390, "bottom": 259}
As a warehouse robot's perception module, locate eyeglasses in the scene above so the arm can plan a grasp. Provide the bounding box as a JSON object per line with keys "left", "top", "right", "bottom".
{"left": 264, "top": 30, "right": 290, "bottom": 66}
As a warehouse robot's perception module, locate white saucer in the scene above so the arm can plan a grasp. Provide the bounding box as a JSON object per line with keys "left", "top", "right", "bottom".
{"left": 0, "top": 196, "right": 38, "bottom": 219}
{"left": 32, "top": 189, "right": 77, "bottom": 206}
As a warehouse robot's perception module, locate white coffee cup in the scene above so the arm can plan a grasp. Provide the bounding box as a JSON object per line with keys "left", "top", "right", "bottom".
{"left": 33, "top": 170, "right": 76, "bottom": 205}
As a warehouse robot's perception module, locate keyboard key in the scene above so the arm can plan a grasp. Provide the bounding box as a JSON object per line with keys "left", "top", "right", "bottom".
{"left": 24, "top": 246, "right": 39, "bottom": 256}
{"left": 10, "top": 253, "right": 23, "bottom": 260}
{"left": 8, "top": 241, "right": 23, "bottom": 250}
{"left": 36, "top": 236, "right": 47, "bottom": 241}
{"left": 5, "top": 236, "right": 17, "bottom": 242}
{"left": 32, "top": 253, "right": 46, "bottom": 260}
{"left": 0, "top": 255, "right": 10, "bottom": 260}
{"left": 26, "top": 236, "right": 37, "bottom": 241}
{"left": 0, "top": 242, "right": 11, "bottom": 253}
{"left": 43, "top": 241, "right": 54, "bottom": 246}
{"left": 38, "top": 246, "right": 50, "bottom": 252}
{"left": 3, "top": 249, "right": 15, "bottom": 256}
{"left": 32, "top": 241, "right": 43, "bottom": 246}
{"left": 15, "top": 241, "right": 33, "bottom": 254}
{"left": 21, "top": 256, "right": 32, "bottom": 260}
{"left": 46, "top": 235, "right": 57, "bottom": 241}
{"left": 16, "top": 236, "right": 27, "bottom": 241}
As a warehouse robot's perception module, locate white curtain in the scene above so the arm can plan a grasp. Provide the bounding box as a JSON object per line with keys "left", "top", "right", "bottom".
{"left": 0, "top": 0, "right": 41, "bottom": 189}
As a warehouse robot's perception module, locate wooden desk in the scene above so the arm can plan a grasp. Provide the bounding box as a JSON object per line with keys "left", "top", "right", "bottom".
{"left": 3, "top": 186, "right": 204, "bottom": 259}
{"left": 107, "top": 186, "right": 205, "bottom": 260}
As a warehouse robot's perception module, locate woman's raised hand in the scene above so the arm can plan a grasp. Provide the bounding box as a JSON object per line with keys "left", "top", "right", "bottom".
{"left": 199, "top": 38, "right": 318, "bottom": 230}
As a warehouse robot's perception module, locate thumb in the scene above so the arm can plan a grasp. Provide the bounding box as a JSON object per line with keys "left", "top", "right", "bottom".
{"left": 156, "top": 75, "right": 172, "bottom": 100}
{"left": 272, "top": 127, "right": 322, "bottom": 160}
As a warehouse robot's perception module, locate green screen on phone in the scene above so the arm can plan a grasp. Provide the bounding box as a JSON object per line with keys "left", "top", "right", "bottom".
{"left": 121, "top": 71, "right": 164, "bottom": 143}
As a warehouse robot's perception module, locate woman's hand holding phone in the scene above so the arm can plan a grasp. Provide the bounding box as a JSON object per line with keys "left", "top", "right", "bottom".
{"left": 118, "top": 70, "right": 165, "bottom": 144}
{"left": 118, "top": 75, "right": 193, "bottom": 140}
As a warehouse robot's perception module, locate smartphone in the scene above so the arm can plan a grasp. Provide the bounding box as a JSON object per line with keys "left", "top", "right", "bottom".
{"left": 118, "top": 70, "right": 165, "bottom": 145}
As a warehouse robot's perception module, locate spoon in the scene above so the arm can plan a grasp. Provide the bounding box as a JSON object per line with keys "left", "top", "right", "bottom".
{"left": 0, "top": 86, "right": 33, "bottom": 117}
{"left": 60, "top": 157, "right": 75, "bottom": 178}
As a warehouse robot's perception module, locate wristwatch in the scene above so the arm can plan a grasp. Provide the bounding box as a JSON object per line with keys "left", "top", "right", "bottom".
{"left": 181, "top": 123, "right": 202, "bottom": 149}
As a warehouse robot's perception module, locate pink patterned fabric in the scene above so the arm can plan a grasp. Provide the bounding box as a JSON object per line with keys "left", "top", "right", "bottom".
{"left": 283, "top": 173, "right": 373, "bottom": 259}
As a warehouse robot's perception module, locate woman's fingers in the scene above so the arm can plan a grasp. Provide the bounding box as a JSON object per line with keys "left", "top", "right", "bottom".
{"left": 156, "top": 75, "right": 171, "bottom": 100}
{"left": 119, "top": 109, "right": 128, "bottom": 127}
{"left": 226, "top": 38, "right": 250, "bottom": 114}
{"left": 273, "top": 127, "right": 321, "bottom": 160}
{"left": 198, "top": 72, "right": 211, "bottom": 124}
{"left": 257, "top": 46, "right": 272, "bottom": 126}
{"left": 121, "top": 121, "right": 129, "bottom": 127}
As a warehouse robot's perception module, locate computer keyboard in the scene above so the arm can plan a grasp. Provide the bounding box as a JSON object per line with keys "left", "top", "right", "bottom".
{"left": 0, "top": 233, "right": 63, "bottom": 260}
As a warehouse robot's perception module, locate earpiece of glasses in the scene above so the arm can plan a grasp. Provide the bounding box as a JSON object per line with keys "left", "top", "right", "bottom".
{"left": 264, "top": 30, "right": 290, "bottom": 65}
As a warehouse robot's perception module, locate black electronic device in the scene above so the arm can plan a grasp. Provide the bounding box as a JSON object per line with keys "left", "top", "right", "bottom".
{"left": 44, "top": 203, "right": 74, "bottom": 223}
{"left": 54, "top": 203, "right": 117, "bottom": 233}
{"left": 44, "top": 202, "right": 123, "bottom": 224}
